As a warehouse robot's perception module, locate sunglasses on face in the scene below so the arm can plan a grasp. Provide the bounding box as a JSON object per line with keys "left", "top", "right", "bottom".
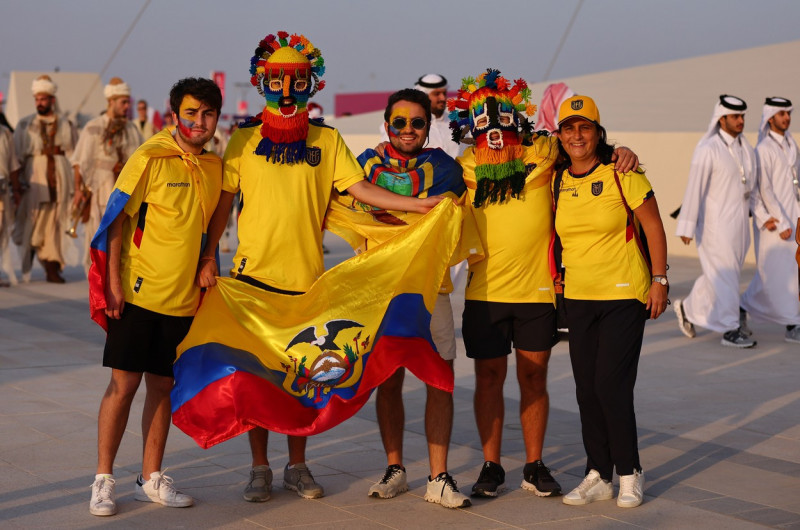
{"left": 391, "top": 116, "right": 427, "bottom": 131}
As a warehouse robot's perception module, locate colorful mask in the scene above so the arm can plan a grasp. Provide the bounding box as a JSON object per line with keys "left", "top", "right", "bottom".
{"left": 249, "top": 31, "right": 326, "bottom": 164}
{"left": 448, "top": 69, "right": 537, "bottom": 207}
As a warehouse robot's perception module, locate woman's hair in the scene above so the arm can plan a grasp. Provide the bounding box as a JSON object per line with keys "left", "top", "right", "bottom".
{"left": 555, "top": 121, "right": 615, "bottom": 171}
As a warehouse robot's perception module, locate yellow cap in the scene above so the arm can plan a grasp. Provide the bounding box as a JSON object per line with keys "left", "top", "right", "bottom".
{"left": 558, "top": 95, "right": 600, "bottom": 127}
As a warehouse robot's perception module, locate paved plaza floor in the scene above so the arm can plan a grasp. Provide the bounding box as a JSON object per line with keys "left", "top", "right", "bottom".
{"left": 1, "top": 236, "right": 799, "bottom": 528}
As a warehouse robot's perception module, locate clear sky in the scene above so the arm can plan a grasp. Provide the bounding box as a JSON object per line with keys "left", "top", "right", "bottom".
{"left": 3, "top": 0, "right": 800, "bottom": 121}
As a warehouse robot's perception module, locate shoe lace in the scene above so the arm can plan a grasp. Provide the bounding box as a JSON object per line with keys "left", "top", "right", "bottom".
{"left": 249, "top": 468, "right": 268, "bottom": 487}
{"left": 153, "top": 472, "right": 178, "bottom": 495}
{"left": 575, "top": 473, "right": 600, "bottom": 495}
{"left": 296, "top": 465, "right": 316, "bottom": 485}
{"left": 380, "top": 465, "right": 403, "bottom": 484}
{"left": 442, "top": 473, "right": 460, "bottom": 493}
{"left": 93, "top": 477, "right": 115, "bottom": 502}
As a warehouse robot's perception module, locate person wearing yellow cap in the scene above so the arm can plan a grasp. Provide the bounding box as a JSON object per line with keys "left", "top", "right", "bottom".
{"left": 71, "top": 77, "right": 143, "bottom": 276}
{"left": 195, "top": 31, "right": 443, "bottom": 505}
{"left": 553, "top": 95, "right": 667, "bottom": 509}
{"left": 12, "top": 75, "right": 78, "bottom": 283}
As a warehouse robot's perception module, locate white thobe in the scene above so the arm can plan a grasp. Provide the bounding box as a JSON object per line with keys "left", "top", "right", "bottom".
{"left": 0, "top": 126, "right": 20, "bottom": 282}
{"left": 740, "top": 130, "right": 800, "bottom": 325}
{"left": 676, "top": 130, "right": 757, "bottom": 333}
{"left": 70, "top": 115, "right": 142, "bottom": 274}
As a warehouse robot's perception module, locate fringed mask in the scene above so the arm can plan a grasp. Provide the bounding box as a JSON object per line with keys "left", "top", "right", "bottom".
{"left": 448, "top": 69, "right": 537, "bottom": 207}
{"left": 249, "top": 31, "right": 326, "bottom": 164}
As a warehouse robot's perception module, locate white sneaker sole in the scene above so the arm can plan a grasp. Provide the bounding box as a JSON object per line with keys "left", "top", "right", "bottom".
{"left": 283, "top": 482, "right": 324, "bottom": 499}
{"left": 424, "top": 492, "right": 471, "bottom": 508}
{"left": 617, "top": 496, "right": 643, "bottom": 508}
{"left": 520, "top": 479, "right": 560, "bottom": 497}
{"left": 674, "top": 300, "right": 696, "bottom": 338}
{"left": 720, "top": 339, "right": 756, "bottom": 349}
{"left": 134, "top": 489, "right": 193, "bottom": 507}
{"left": 562, "top": 490, "right": 614, "bottom": 506}
{"left": 89, "top": 505, "right": 117, "bottom": 516}
{"left": 368, "top": 484, "right": 408, "bottom": 498}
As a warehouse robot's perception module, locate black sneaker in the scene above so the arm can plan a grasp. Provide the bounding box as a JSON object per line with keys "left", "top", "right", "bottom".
{"left": 471, "top": 461, "right": 505, "bottom": 498}
{"left": 721, "top": 328, "right": 756, "bottom": 348}
{"left": 521, "top": 460, "right": 561, "bottom": 497}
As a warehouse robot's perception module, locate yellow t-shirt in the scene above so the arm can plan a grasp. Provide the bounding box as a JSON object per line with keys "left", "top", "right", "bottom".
{"left": 459, "top": 134, "right": 559, "bottom": 303}
{"left": 118, "top": 133, "right": 223, "bottom": 316}
{"left": 554, "top": 163, "right": 653, "bottom": 303}
{"left": 223, "top": 121, "right": 365, "bottom": 291}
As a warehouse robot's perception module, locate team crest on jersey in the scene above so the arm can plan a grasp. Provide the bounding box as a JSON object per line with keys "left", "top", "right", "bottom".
{"left": 571, "top": 99, "right": 584, "bottom": 111}
{"left": 591, "top": 181, "right": 603, "bottom": 196}
{"left": 306, "top": 146, "right": 322, "bottom": 167}
{"left": 525, "top": 163, "right": 538, "bottom": 175}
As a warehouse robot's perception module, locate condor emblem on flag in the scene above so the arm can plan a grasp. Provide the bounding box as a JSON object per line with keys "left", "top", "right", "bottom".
{"left": 306, "top": 146, "right": 321, "bottom": 167}
{"left": 592, "top": 181, "right": 603, "bottom": 196}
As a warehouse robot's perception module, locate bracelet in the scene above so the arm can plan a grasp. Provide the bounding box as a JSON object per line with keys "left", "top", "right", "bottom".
{"left": 199, "top": 256, "right": 216, "bottom": 262}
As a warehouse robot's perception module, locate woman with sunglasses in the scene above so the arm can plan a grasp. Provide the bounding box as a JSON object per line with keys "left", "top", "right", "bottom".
{"left": 553, "top": 96, "right": 668, "bottom": 508}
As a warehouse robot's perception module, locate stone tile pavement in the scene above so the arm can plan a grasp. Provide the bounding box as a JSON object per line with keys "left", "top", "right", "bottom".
{"left": 0, "top": 236, "right": 798, "bottom": 528}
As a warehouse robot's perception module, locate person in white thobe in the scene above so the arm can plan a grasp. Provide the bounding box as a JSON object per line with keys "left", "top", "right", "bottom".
{"left": 0, "top": 124, "right": 20, "bottom": 285}
{"left": 740, "top": 97, "right": 800, "bottom": 342}
{"left": 675, "top": 95, "right": 758, "bottom": 348}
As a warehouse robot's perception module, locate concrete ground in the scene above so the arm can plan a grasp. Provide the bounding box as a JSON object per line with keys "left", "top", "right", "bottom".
{"left": 1, "top": 234, "right": 799, "bottom": 529}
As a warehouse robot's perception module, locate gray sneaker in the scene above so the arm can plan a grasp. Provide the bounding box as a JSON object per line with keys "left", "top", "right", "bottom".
{"left": 243, "top": 465, "right": 272, "bottom": 502}
{"left": 368, "top": 464, "right": 408, "bottom": 499}
{"left": 674, "top": 299, "right": 696, "bottom": 338}
{"left": 785, "top": 326, "right": 800, "bottom": 344}
{"left": 424, "top": 472, "right": 471, "bottom": 509}
{"left": 283, "top": 463, "right": 324, "bottom": 499}
{"left": 721, "top": 328, "right": 756, "bottom": 348}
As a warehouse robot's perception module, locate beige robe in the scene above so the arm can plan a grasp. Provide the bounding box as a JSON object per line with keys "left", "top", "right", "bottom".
{"left": 70, "top": 115, "right": 142, "bottom": 274}
{"left": 12, "top": 113, "right": 77, "bottom": 275}
{"left": 0, "top": 125, "right": 20, "bottom": 283}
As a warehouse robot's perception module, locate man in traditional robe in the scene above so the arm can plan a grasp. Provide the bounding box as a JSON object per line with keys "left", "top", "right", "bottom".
{"left": 675, "top": 95, "right": 758, "bottom": 348}
{"left": 0, "top": 123, "right": 20, "bottom": 286}
{"left": 12, "top": 75, "right": 77, "bottom": 283}
{"left": 740, "top": 97, "right": 800, "bottom": 343}
{"left": 71, "top": 77, "right": 143, "bottom": 276}
{"left": 195, "top": 31, "right": 442, "bottom": 505}
{"left": 136, "top": 99, "right": 157, "bottom": 138}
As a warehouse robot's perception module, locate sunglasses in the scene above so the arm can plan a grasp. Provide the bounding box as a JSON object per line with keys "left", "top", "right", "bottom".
{"left": 391, "top": 116, "right": 427, "bottom": 131}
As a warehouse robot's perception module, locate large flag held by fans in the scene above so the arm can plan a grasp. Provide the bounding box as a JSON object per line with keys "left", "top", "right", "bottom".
{"left": 171, "top": 199, "right": 467, "bottom": 449}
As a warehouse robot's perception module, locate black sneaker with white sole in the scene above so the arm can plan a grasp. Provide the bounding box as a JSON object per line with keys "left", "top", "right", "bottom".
{"left": 521, "top": 460, "right": 561, "bottom": 497}
{"left": 471, "top": 461, "right": 505, "bottom": 498}
{"left": 721, "top": 328, "right": 756, "bottom": 348}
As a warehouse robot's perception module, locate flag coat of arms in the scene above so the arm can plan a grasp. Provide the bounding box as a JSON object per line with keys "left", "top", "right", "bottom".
{"left": 171, "top": 199, "right": 467, "bottom": 449}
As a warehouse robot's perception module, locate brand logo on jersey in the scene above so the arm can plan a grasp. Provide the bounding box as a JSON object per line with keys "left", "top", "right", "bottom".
{"left": 306, "top": 146, "right": 321, "bottom": 167}
{"left": 571, "top": 100, "right": 584, "bottom": 111}
{"left": 591, "top": 181, "right": 603, "bottom": 196}
{"left": 167, "top": 182, "right": 191, "bottom": 188}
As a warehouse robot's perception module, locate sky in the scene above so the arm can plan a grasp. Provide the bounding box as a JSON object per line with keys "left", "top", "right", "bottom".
{"left": 3, "top": 0, "right": 800, "bottom": 122}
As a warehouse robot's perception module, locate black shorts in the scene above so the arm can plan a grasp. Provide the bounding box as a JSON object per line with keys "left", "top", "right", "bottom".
{"left": 103, "top": 303, "right": 193, "bottom": 377}
{"left": 462, "top": 300, "right": 558, "bottom": 359}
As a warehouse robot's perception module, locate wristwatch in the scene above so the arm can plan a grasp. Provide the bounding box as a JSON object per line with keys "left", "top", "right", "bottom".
{"left": 652, "top": 275, "right": 669, "bottom": 286}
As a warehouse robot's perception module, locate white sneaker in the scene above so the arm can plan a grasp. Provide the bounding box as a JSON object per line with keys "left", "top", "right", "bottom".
{"left": 617, "top": 469, "right": 644, "bottom": 508}
{"left": 368, "top": 465, "right": 408, "bottom": 499}
{"left": 89, "top": 474, "right": 117, "bottom": 516}
{"left": 562, "top": 470, "right": 614, "bottom": 506}
{"left": 134, "top": 471, "right": 193, "bottom": 507}
{"left": 785, "top": 326, "right": 800, "bottom": 344}
{"left": 424, "top": 472, "right": 471, "bottom": 509}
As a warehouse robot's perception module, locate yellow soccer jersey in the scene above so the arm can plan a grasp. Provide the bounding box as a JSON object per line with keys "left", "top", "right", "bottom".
{"left": 223, "top": 121, "right": 365, "bottom": 292}
{"left": 459, "top": 134, "right": 559, "bottom": 303}
{"left": 554, "top": 163, "right": 653, "bottom": 303}
{"left": 118, "top": 133, "right": 223, "bottom": 316}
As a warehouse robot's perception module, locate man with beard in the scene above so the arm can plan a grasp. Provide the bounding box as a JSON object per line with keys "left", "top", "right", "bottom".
{"left": 448, "top": 69, "right": 638, "bottom": 499}
{"left": 740, "top": 97, "right": 800, "bottom": 342}
{"left": 675, "top": 95, "right": 757, "bottom": 348}
{"left": 12, "top": 75, "right": 77, "bottom": 283}
{"left": 88, "top": 78, "right": 223, "bottom": 516}
{"left": 71, "top": 77, "right": 143, "bottom": 276}
{"left": 195, "top": 32, "right": 442, "bottom": 504}
{"left": 359, "top": 88, "right": 470, "bottom": 509}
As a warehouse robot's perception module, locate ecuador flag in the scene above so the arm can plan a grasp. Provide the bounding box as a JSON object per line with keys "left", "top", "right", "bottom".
{"left": 171, "top": 199, "right": 464, "bottom": 449}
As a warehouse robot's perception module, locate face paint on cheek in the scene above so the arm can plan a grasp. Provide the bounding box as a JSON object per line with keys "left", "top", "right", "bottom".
{"left": 177, "top": 95, "right": 204, "bottom": 136}
{"left": 388, "top": 108, "right": 410, "bottom": 138}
